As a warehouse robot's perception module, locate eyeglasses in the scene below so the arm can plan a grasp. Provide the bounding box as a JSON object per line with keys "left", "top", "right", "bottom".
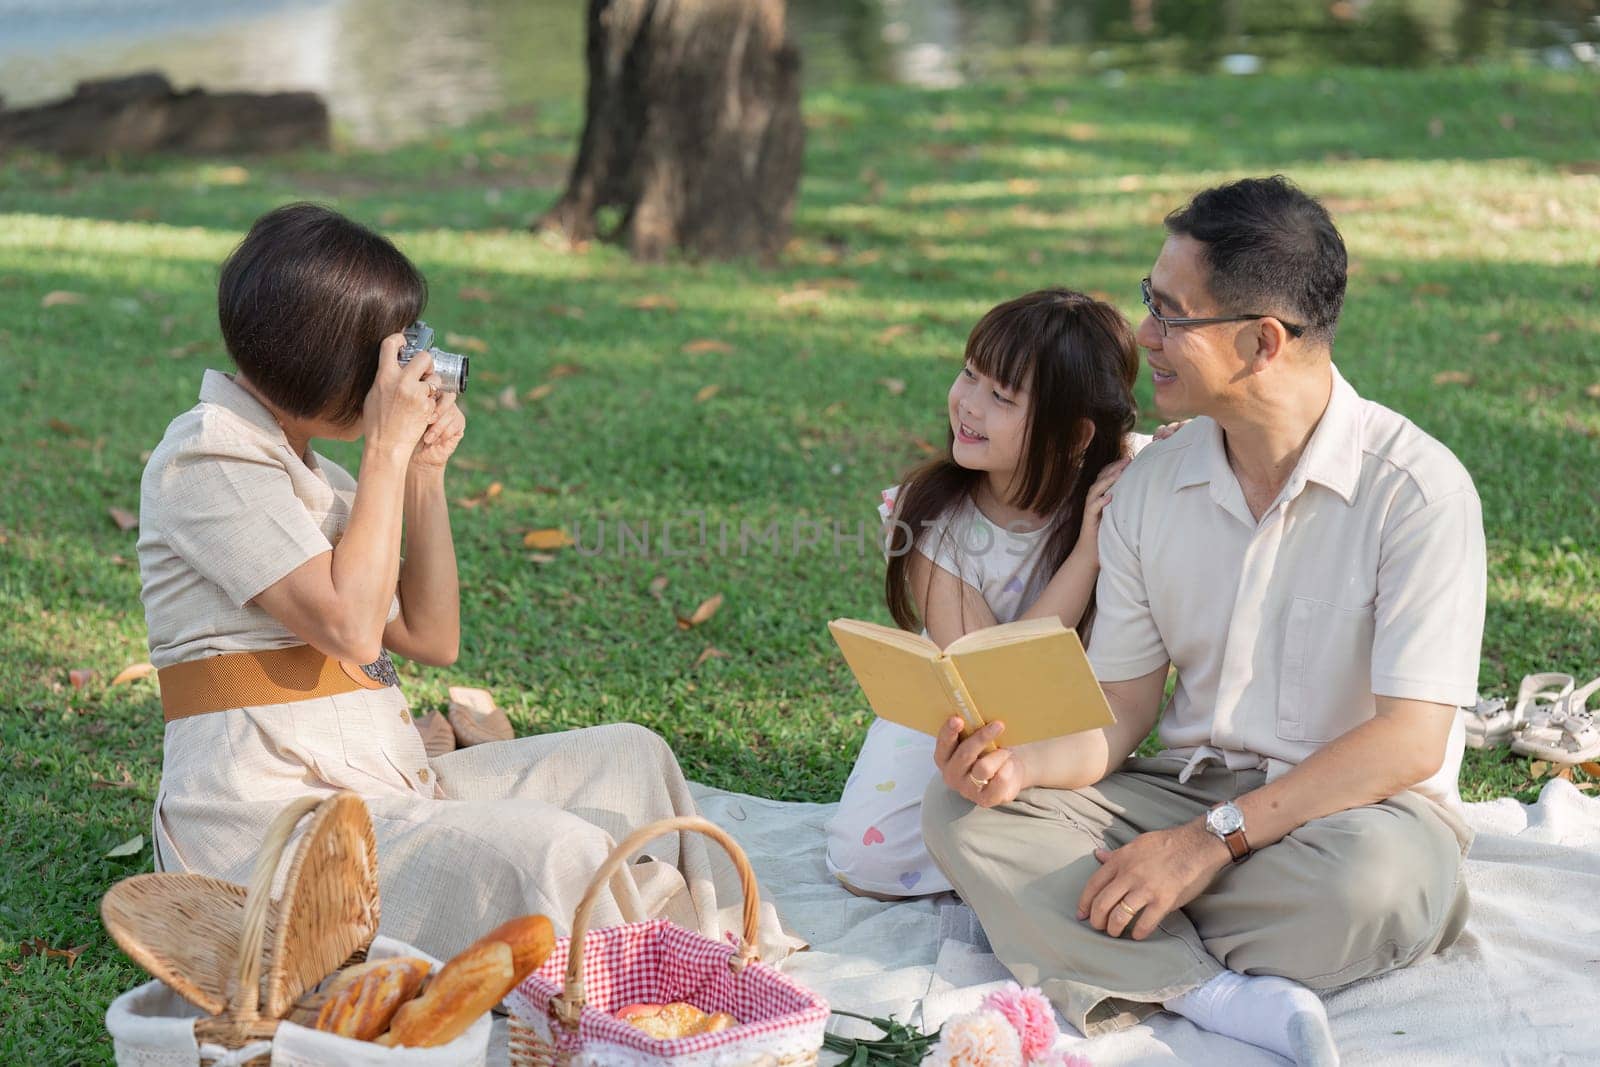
{"left": 1140, "top": 277, "right": 1305, "bottom": 338}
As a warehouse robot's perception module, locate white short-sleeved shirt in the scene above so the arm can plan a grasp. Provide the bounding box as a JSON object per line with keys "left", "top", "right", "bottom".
{"left": 1087, "top": 366, "right": 1485, "bottom": 807}
{"left": 879, "top": 433, "right": 1153, "bottom": 624}
{"left": 137, "top": 369, "right": 392, "bottom": 668}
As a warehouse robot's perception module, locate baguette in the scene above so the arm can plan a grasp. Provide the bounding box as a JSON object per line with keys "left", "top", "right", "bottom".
{"left": 476, "top": 914, "right": 556, "bottom": 983}
{"left": 375, "top": 913, "right": 554, "bottom": 1049}
{"left": 379, "top": 941, "right": 514, "bottom": 1048}
{"left": 314, "top": 957, "right": 431, "bottom": 1041}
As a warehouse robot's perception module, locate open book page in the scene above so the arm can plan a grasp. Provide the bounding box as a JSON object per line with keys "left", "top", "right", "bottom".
{"left": 827, "top": 620, "right": 969, "bottom": 736}
{"left": 946, "top": 622, "right": 1115, "bottom": 747}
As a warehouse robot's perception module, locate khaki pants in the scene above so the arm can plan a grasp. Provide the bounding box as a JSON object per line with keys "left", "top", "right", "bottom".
{"left": 922, "top": 755, "right": 1472, "bottom": 1037}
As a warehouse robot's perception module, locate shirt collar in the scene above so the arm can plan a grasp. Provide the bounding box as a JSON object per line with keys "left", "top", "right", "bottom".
{"left": 198, "top": 368, "right": 289, "bottom": 444}
{"left": 1172, "top": 364, "right": 1363, "bottom": 507}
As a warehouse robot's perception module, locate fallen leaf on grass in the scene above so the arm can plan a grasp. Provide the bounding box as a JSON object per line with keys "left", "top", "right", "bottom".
{"left": 69, "top": 669, "right": 94, "bottom": 690}
{"left": 879, "top": 378, "right": 907, "bottom": 397}
{"left": 909, "top": 435, "right": 940, "bottom": 456}
{"left": 1557, "top": 766, "right": 1575, "bottom": 782}
{"left": 631, "top": 293, "right": 679, "bottom": 311}
{"left": 548, "top": 362, "right": 583, "bottom": 379}
{"left": 695, "top": 384, "right": 721, "bottom": 403}
{"left": 111, "top": 662, "right": 154, "bottom": 686}
{"left": 458, "top": 286, "right": 495, "bottom": 303}
{"left": 692, "top": 646, "right": 729, "bottom": 669}
{"left": 1413, "top": 283, "right": 1451, "bottom": 298}
{"left": 445, "top": 333, "right": 490, "bottom": 353}
{"left": 106, "top": 834, "right": 144, "bottom": 858}
{"left": 682, "top": 338, "right": 734, "bottom": 355}
{"left": 1431, "top": 370, "right": 1474, "bottom": 386}
{"left": 523, "top": 528, "right": 575, "bottom": 550}
{"left": 1585, "top": 384, "right": 1600, "bottom": 401}
{"left": 875, "top": 324, "right": 917, "bottom": 344}
{"left": 545, "top": 304, "right": 585, "bottom": 320}
{"left": 497, "top": 385, "right": 520, "bottom": 410}
{"left": 676, "top": 593, "right": 724, "bottom": 630}
{"left": 42, "top": 290, "right": 87, "bottom": 308}
{"left": 1530, "top": 760, "right": 1551, "bottom": 779}
{"left": 18, "top": 939, "right": 89, "bottom": 968}
{"left": 168, "top": 340, "right": 209, "bottom": 360}
{"left": 1480, "top": 331, "right": 1503, "bottom": 345}
{"left": 526, "top": 552, "right": 557, "bottom": 564}
{"left": 525, "top": 384, "right": 555, "bottom": 402}
{"left": 49, "top": 417, "right": 84, "bottom": 437}
{"left": 1581, "top": 761, "right": 1600, "bottom": 776}
{"left": 648, "top": 575, "right": 670, "bottom": 600}
{"left": 486, "top": 482, "right": 503, "bottom": 499}
{"left": 108, "top": 507, "right": 139, "bottom": 531}
{"left": 777, "top": 286, "right": 825, "bottom": 308}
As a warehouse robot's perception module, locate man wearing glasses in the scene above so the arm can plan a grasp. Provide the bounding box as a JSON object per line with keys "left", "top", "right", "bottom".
{"left": 925, "top": 176, "right": 1484, "bottom": 1066}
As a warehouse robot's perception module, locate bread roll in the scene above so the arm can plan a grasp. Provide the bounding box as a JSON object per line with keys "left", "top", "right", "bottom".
{"left": 313, "top": 957, "right": 431, "bottom": 1041}
{"left": 616, "top": 1002, "right": 740, "bottom": 1039}
{"left": 379, "top": 941, "right": 514, "bottom": 1048}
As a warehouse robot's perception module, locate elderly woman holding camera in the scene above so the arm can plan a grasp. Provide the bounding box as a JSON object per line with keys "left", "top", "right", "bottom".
{"left": 138, "top": 203, "right": 793, "bottom": 959}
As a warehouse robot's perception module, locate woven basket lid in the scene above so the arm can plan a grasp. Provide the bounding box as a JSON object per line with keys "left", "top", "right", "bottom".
{"left": 101, "top": 792, "right": 379, "bottom": 1022}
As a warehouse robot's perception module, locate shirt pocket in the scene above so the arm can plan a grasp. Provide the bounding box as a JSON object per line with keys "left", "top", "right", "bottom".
{"left": 1277, "top": 595, "right": 1376, "bottom": 744}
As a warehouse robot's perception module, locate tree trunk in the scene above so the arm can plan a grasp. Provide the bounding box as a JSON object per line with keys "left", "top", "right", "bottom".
{"left": 539, "top": 0, "right": 804, "bottom": 263}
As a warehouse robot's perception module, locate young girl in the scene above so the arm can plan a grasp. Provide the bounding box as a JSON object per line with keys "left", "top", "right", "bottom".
{"left": 827, "top": 288, "right": 1150, "bottom": 898}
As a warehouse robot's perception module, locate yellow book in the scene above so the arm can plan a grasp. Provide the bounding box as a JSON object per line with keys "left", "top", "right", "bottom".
{"left": 827, "top": 616, "right": 1115, "bottom": 747}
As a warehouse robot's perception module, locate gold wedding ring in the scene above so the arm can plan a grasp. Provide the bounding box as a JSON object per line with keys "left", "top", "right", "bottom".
{"left": 968, "top": 773, "right": 990, "bottom": 789}
{"left": 1114, "top": 901, "right": 1137, "bottom": 918}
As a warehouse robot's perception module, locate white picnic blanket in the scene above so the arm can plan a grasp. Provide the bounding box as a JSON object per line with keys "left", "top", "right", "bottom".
{"left": 692, "top": 779, "right": 1600, "bottom": 1066}
{"left": 491, "top": 779, "right": 1600, "bottom": 1065}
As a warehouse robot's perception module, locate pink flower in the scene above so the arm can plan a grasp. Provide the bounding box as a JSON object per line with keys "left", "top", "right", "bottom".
{"left": 980, "top": 983, "right": 1060, "bottom": 1063}
{"left": 927, "top": 1009, "right": 1023, "bottom": 1067}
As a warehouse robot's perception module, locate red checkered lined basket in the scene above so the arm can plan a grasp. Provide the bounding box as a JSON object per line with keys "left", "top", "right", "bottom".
{"left": 506, "top": 816, "right": 828, "bottom": 1067}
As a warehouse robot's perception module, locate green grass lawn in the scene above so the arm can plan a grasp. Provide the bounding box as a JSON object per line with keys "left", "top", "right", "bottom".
{"left": 2, "top": 63, "right": 1598, "bottom": 1061}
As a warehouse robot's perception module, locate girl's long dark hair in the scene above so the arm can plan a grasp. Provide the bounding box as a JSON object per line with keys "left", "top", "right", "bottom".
{"left": 885, "top": 289, "right": 1139, "bottom": 635}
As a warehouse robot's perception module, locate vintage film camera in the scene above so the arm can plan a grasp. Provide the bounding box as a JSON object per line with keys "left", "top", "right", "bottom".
{"left": 397, "top": 321, "right": 470, "bottom": 394}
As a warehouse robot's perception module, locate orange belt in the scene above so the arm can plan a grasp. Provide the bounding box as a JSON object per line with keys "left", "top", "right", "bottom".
{"left": 158, "top": 645, "right": 390, "bottom": 722}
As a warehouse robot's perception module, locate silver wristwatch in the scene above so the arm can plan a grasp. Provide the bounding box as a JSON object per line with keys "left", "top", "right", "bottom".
{"left": 1205, "top": 801, "right": 1251, "bottom": 863}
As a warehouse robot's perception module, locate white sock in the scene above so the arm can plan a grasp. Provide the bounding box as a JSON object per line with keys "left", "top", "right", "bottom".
{"left": 1163, "top": 971, "right": 1339, "bottom": 1066}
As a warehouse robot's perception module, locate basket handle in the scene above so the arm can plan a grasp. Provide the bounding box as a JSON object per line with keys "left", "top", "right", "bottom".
{"left": 551, "top": 815, "right": 762, "bottom": 1030}
{"left": 228, "top": 794, "right": 325, "bottom": 1023}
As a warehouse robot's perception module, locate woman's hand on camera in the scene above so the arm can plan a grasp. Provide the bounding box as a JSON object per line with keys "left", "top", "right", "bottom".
{"left": 363, "top": 332, "right": 438, "bottom": 462}
{"left": 410, "top": 393, "right": 466, "bottom": 476}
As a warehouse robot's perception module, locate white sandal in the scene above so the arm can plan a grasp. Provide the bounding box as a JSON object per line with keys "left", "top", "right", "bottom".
{"left": 1461, "top": 673, "right": 1572, "bottom": 749}
{"left": 1510, "top": 676, "right": 1600, "bottom": 764}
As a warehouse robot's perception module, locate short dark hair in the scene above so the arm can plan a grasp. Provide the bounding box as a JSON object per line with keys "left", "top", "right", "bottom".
{"left": 218, "top": 203, "right": 426, "bottom": 424}
{"left": 1164, "top": 175, "right": 1346, "bottom": 346}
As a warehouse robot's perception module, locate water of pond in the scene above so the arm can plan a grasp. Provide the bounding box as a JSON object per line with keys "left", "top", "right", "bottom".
{"left": 0, "top": 0, "right": 1595, "bottom": 146}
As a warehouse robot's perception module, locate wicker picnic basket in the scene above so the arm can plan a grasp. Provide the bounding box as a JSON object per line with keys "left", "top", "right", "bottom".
{"left": 101, "top": 791, "right": 490, "bottom": 1066}
{"left": 506, "top": 816, "right": 829, "bottom": 1067}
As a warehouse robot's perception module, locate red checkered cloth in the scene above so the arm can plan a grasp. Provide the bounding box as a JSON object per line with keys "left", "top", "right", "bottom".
{"left": 507, "top": 919, "right": 828, "bottom": 1060}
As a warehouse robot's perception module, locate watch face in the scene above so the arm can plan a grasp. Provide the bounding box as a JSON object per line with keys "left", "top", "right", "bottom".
{"left": 1208, "top": 804, "right": 1244, "bottom": 836}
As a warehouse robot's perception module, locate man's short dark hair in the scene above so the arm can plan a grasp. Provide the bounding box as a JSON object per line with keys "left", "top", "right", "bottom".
{"left": 218, "top": 203, "right": 426, "bottom": 424}
{"left": 1164, "top": 175, "right": 1347, "bottom": 346}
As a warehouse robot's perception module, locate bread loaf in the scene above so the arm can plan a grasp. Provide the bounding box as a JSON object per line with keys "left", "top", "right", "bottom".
{"left": 313, "top": 957, "right": 431, "bottom": 1040}
{"left": 379, "top": 941, "right": 514, "bottom": 1048}
{"left": 374, "top": 913, "right": 554, "bottom": 1049}
{"left": 476, "top": 914, "right": 556, "bottom": 983}
{"left": 616, "top": 1001, "right": 740, "bottom": 1039}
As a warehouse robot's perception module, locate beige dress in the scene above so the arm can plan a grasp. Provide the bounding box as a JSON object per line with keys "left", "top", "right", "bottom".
{"left": 138, "top": 370, "right": 798, "bottom": 961}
